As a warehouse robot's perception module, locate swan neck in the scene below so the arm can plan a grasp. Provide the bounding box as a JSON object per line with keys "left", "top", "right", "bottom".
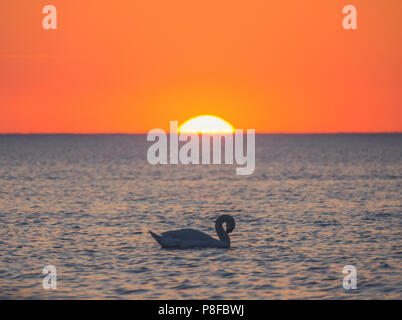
{"left": 215, "top": 216, "right": 230, "bottom": 244}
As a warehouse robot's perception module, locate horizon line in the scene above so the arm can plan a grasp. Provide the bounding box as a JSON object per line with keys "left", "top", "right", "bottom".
{"left": 1, "top": 131, "right": 401, "bottom": 135}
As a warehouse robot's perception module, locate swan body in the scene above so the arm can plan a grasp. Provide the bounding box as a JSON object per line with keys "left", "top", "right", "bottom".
{"left": 149, "top": 215, "right": 236, "bottom": 249}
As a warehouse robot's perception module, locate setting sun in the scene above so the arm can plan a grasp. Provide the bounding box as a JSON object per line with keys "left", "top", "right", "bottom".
{"left": 178, "top": 115, "right": 235, "bottom": 134}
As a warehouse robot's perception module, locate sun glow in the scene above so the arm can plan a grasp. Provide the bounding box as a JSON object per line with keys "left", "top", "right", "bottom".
{"left": 178, "top": 115, "right": 234, "bottom": 134}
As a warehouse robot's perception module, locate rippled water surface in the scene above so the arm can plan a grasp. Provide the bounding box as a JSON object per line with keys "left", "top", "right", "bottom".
{"left": 0, "top": 134, "right": 401, "bottom": 299}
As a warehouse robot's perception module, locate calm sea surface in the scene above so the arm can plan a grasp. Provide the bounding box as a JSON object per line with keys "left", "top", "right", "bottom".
{"left": 0, "top": 134, "right": 401, "bottom": 299}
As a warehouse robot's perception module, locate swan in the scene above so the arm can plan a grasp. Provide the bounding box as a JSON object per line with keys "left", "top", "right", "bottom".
{"left": 149, "top": 215, "right": 235, "bottom": 249}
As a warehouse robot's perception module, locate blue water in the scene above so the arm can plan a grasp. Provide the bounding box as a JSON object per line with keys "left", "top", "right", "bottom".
{"left": 0, "top": 134, "right": 401, "bottom": 299}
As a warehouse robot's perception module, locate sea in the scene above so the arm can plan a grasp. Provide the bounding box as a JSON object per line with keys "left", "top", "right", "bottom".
{"left": 0, "top": 134, "right": 401, "bottom": 299}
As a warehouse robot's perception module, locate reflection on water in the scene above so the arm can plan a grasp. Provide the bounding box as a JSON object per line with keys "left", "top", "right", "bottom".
{"left": 0, "top": 134, "right": 401, "bottom": 299}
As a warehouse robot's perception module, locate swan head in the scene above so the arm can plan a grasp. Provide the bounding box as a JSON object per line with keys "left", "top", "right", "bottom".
{"left": 216, "top": 215, "right": 236, "bottom": 234}
{"left": 226, "top": 218, "right": 235, "bottom": 234}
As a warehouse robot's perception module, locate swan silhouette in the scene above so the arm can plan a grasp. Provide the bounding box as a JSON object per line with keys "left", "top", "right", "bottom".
{"left": 149, "top": 215, "right": 235, "bottom": 249}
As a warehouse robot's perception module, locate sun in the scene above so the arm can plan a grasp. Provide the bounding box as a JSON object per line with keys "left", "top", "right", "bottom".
{"left": 178, "top": 115, "right": 234, "bottom": 134}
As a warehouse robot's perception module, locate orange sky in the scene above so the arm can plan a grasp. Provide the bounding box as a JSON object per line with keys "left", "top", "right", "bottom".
{"left": 0, "top": 0, "right": 401, "bottom": 133}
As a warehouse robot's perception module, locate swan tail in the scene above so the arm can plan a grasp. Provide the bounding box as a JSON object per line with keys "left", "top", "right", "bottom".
{"left": 149, "top": 230, "right": 163, "bottom": 246}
